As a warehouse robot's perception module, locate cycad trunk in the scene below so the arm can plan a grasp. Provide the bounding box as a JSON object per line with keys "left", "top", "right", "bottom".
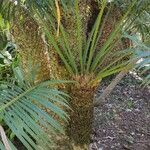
{"left": 50, "top": 82, "right": 96, "bottom": 150}
{"left": 66, "top": 76, "right": 97, "bottom": 149}
{"left": 68, "top": 88, "right": 95, "bottom": 147}
{"left": 12, "top": 10, "right": 51, "bottom": 83}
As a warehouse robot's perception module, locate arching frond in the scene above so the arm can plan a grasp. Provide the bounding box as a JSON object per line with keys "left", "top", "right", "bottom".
{"left": 136, "top": 51, "right": 150, "bottom": 86}
{"left": 124, "top": 33, "right": 150, "bottom": 86}
{"left": 0, "top": 67, "right": 70, "bottom": 149}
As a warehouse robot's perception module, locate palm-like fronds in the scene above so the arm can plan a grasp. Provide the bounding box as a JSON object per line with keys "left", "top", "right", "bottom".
{"left": 1, "top": 0, "right": 149, "bottom": 148}
{"left": 136, "top": 51, "right": 150, "bottom": 86}
{"left": 39, "top": 0, "right": 138, "bottom": 84}
{"left": 115, "top": 0, "right": 150, "bottom": 40}
{"left": 136, "top": 49, "right": 150, "bottom": 86}
{"left": 124, "top": 33, "right": 150, "bottom": 86}
{"left": 0, "top": 67, "right": 70, "bottom": 149}
{"left": 0, "top": 138, "right": 17, "bottom": 150}
{"left": 1, "top": 0, "right": 139, "bottom": 84}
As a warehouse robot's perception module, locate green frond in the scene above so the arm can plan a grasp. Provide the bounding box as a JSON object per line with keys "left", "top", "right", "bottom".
{"left": 0, "top": 67, "right": 70, "bottom": 149}
{"left": 59, "top": 25, "right": 78, "bottom": 74}
{"left": 0, "top": 139, "right": 17, "bottom": 150}
{"left": 86, "top": 0, "right": 107, "bottom": 73}
{"left": 91, "top": 0, "right": 138, "bottom": 71}
{"left": 74, "top": 0, "right": 84, "bottom": 73}
{"left": 124, "top": 33, "right": 150, "bottom": 86}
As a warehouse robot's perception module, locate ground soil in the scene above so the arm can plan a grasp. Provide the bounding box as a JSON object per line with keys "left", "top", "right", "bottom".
{"left": 90, "top": 74, "right": 150, "bottom": 150}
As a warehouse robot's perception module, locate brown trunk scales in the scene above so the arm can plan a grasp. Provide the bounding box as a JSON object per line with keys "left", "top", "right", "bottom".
{"left": 67, "top": 86, "right": 96, "bottom": 146}
{"left": 12, "top": 10, "right": 51, "bottom": 83}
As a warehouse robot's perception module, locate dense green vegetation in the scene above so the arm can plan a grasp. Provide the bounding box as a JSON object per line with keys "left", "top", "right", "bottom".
{"left": 0, "top": 0, "right": 149, "bottom": 149}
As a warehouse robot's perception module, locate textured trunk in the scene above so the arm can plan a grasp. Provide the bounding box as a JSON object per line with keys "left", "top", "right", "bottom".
{"left": 47, "top": 83, "right": 97, "bottom": 150}
{"left": 68, "top": 87, "right": 95, "bottom": 144}
{"left": 11, "top": 10, "right": 51, "bottom": 83}
{"left": 65, "top": 76, "right": 97, "bottom": 149}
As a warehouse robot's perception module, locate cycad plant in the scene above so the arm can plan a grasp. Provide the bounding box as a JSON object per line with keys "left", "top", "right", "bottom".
{"left": 1, "top": 0, "right": 147, "bottom": 149}
{"left": 0, "top": 65, "right": 70, "bottom": 149}
{"left": 33, "top": 0, "right": 139, "bottom": 148}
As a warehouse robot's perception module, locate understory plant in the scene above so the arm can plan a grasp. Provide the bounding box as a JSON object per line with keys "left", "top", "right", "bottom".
{"left": 126, "top": 33, "right": 150, "bottom": 86}
{"left": 0, "top": 64, "right": 70, "bottom": 149}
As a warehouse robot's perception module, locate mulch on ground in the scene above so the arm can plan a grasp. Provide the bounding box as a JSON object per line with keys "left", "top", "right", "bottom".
{"left": 90, "top": 74, "right": 150, "bottom": 150}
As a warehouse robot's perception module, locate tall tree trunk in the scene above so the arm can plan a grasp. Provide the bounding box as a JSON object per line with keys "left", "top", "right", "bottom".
{"left": 11, "top": 10, "right": 51, "bottom": 83}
